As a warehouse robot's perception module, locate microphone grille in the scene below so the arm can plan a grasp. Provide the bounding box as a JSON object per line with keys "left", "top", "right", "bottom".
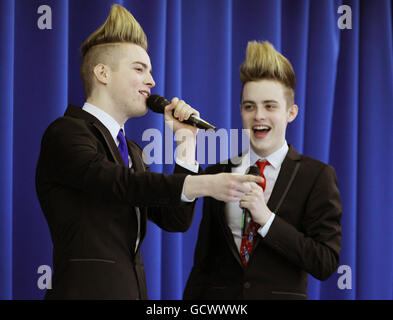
{"left": 147, "top": 94, "right": 170, "bottom": 114}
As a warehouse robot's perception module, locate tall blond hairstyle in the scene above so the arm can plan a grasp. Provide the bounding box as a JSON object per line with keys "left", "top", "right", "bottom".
{"left": 80, "top": 4, "right": 147, "bottom": 98}
{"left": 240, "top": 41, "right": 296, "bottom": 106}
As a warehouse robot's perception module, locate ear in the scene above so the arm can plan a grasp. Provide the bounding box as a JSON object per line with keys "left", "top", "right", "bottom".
{"left": 287, "top": 104, "right": 298, "bottom": 123}
{"left": 93, "top": 63, "right": 110, "bottom": 85}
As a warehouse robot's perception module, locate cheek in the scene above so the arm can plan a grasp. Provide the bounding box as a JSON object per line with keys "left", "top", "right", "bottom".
{"left": 112, "top": 75, "right": 129, "bottom": 94}
{"left": 241, "top": 112, "right": 253, "bottom": 128}
{"left": 121, "top": 80, "right": 140, "bottom": 101}
{"left": 129, "top": 76, "right": 140, "bottom": 87}
{"left": 271, "top": 113, "right": 287, "bottom": 128}
{"left": 118, "top": 72, "right": 140, "bottom": 92}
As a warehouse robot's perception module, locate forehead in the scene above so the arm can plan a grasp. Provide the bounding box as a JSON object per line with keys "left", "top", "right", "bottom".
{"left": 119, "top": 43, "right": 152, "bottom": 69}
{"left": 242, "top": 80, "right": 286, "bottom": 103}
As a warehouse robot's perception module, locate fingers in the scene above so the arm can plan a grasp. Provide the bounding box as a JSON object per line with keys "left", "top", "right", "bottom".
{"left": 239, "top": 199, "right": 250, "bottom": 210}
{"left": 165, "top": 98, "right": 175, "bottom": 118}
{"left": 170, "top": 97, "right": 198, "bottom": 122}
{"left": 226, "top": 176, "right": 262, "bottom": 202}
{"left": 208, "top": 173, "right": 264, "bottom": 203}
{"left": 172, "top": 98, "right": 186, "bottom": 120}
{"left": 239, "top": 180, "right": 265, "bottom": 206}
{"left": 248, "top": 181, "right": 262, "bottom": 190}
{"left": 236, "top": 174, "right": 264, "bottom": 185}
{"left": 226, "top": 174, "right": 263, "bottom": 195}
{"left": 228, "top": 180, "right": 249, "bottom": 194}
{"left": 222, "top": 181, "right": 251, "bottom": 203}
{"left": 238, "top": 189, "right": 262, "bottom": 212}
{"left": 226, "top": 190, "right": 248, "bottom": 202}
{"left": 239, "top": 191, "right": 256, "bottom": 204}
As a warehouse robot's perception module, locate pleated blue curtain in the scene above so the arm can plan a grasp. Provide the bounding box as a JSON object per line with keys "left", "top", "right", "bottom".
{"left": 0, "top": 0, "right": 392, "bottom": 300}
{"left": 0, "top": 0, "right": 15, "bottom": 302}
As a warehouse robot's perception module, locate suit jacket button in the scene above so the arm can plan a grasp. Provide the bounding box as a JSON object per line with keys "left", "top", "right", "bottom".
{"left": 244, "top": 282, "right": 251, "bottom": 289}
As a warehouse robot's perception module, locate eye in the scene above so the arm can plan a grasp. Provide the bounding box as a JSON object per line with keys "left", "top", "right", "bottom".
{"left": 242, "top": 104, "right": 255, "bottom": 111}
{"left": 135, "top": 67, "right": 143, "bottom": 72}
{"left": 265, "top": 104, "right": 276, "bottom": 110}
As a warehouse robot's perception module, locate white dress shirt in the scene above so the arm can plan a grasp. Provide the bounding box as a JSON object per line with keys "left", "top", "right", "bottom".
{"left": 225, "top": 142, "right": 289, "bottom": 252}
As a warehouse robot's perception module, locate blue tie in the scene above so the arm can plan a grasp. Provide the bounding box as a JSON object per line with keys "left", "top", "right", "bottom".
{"left": 117, "top": 129, "right": 129, "bottom": 167}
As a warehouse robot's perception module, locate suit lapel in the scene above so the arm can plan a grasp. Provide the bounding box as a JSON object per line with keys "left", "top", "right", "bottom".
{"left": 64, "top": 105, "right": 124, "bottom": 165}
{"left": 93, "top": 123, "right": 125, "bottom": 165}
{"left": 126, "top": 140, "right": 146, "bottom": 173}
{"left": 266, "top": 145, "right": 301, "bottom": 213}
{"left": 214, "top": 156, "right": 245, "bottom": 268}
{"left": 253, "top": 145, "right": 301, "bottom": 251}
{"left": 126, "top": 139, "right": 148, "bottom": 252}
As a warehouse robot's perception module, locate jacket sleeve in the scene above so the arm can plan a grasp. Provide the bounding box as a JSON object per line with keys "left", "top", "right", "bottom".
{"left": 146, "top": 164, "right": 202, "bottom": 232}
{"left": 263, "top": 165, "right": 342, "bottom": 280}
{"left": 37, "top": 117, "right": 188, "bottom": 208}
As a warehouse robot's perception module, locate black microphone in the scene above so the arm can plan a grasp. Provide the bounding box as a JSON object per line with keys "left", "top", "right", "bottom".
{"left": 241, "top": 165, "right": 260, "bottom": 237}
{"left": 146, "top": 94, "right": 216, "bottom": 131}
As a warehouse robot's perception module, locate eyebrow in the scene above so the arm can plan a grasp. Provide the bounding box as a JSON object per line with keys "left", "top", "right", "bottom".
{"left": 241, "top": 99, "right": 279, "bottom": 105}
{"left": 132, "top": 61, "right": 153, "bottom": 74}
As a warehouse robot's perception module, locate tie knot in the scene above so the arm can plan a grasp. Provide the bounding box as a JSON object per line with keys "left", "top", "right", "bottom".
{"left": 256, "top": 160, "right": 270, "bottom": 172}
{"left": 117, "top": 129, "right": 127, "bottom": 146}
{"left": 255, "top": 160, "right": 270, "bottom": 191}
{"left": 117, "top": 128, "right": 125, "bottom": 139}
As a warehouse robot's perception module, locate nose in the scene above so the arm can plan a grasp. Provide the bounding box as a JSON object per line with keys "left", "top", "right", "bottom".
{"left": 145, "top": 72, "right": 155, "bottom": 88}
{"left": 254, "top": 105, "right": 266, "bottom": 121}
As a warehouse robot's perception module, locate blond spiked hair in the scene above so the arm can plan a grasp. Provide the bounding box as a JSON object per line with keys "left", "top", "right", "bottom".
{"left": 80, "top": 4, "right": 147, "bottom": 97}
{"left": 240, "top": 41, "right": 296, "bottom": 106}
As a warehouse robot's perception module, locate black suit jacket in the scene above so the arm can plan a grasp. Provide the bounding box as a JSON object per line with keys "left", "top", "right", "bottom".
{"left": 183, "top": 145, "right": 342, "bottom": 300}
{"left": 36, "top": 105, "right": 198, "bottom": 299}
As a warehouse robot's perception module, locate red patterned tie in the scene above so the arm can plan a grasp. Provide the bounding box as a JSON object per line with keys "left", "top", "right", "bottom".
{"left": 240, "top": 160, "right": 270, "bottom": 267}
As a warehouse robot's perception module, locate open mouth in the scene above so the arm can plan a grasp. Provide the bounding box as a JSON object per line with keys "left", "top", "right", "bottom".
{"left": 252, "top": 125, "right": 271, "bottom": 139}
{"left": 139, "top": 90, "right": 150, "bottom": 97}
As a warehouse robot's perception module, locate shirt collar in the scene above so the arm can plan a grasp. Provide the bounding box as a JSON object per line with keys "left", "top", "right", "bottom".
{"left": 248, "top": 141, "right": 289, "bottom": 169}
{"left": 82, "top": 102, "right": 124, "bottom": 144}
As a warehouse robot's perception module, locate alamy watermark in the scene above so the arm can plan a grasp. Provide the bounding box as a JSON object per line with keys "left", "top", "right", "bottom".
{"left": 37, "top": 5, "right": 52, "bottom": 30}
{"left": 337, "top": 5, "right": 352, "bottom": 30}
{"left": 337, "top": 264, "right": 352, "bottom": 290}
{"left": 37, "top": 265, "right": 52, "bottom": 290}
{"left": 37, "top": 4, "right": 352, "bottom": 31}
{"left": 37, "top": 264, "right": 353, "bottom": 291}
{"left": 141, "top": 124, "right": 251, "bottom": 166}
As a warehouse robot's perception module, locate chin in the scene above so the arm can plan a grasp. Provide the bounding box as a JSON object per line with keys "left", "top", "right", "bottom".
{"left": 139, "top": 108, "right": 148, "bottom": 117}
{"left": 250, "top": 140, "right": 272, "bottom": 157}
{"left": 131, "top": 105, "right": 148, "bottom": 118}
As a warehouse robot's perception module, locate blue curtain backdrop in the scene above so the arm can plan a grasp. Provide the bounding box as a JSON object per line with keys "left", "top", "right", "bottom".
{"left": 0, "top": 0, "right": 392, "bottom": 300}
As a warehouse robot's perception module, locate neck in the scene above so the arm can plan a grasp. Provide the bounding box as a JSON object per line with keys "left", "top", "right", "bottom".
{"left": 253, "top": 141, "right": 286, "bottom": 159}
{"left": 87, "top": 93, "right": 127, "bottom": 126}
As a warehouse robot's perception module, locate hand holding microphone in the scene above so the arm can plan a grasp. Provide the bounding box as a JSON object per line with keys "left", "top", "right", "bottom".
{"left": 147, "top": 94, "right": 216, "bottom": 131}
{"left": 240, "top": 166, "right": 272, "bottom": 235}
{"left": 241, "top": 166, "right": 261, "bottom": 236}
{"left": 165, "top": 97, "right": 200, "bottom": 136}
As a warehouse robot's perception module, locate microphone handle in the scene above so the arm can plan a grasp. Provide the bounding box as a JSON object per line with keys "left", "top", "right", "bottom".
{"left": 148, "top": 95, "right": 216, "bottom": 130}
{"left": 176, "top": 114, "right": 196, "bottom": 127}
{"left": 172, "top": 112, "right": 216, "bottom": 131}
{"left": 242, "top": 209, "right": 251, "bottom": 237}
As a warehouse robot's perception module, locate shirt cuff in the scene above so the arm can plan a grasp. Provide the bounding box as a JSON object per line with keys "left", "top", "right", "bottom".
{"left": 175, "top": 158, "right": 199, "bottom": 173}
{"left": 258, "top": 213, "right": 276, "bottom": 238}
{"left": 180, "top": 175, "right": 195, "bottom": 202}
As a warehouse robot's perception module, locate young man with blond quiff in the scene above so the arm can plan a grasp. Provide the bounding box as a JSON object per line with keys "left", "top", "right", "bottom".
{"left": 184, "top": 41, "right": 342, "bottom": 300}
{"left": 36, "top": 5, "right": 261, "bottom": 300}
